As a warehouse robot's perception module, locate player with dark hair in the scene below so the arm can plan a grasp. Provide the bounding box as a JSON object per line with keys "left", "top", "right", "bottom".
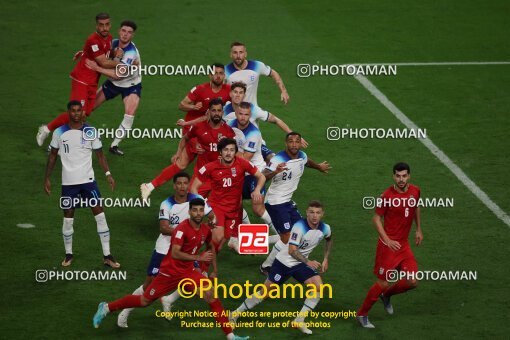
{"left": 260, "top": 132, "right": 331, "bottom": 274}
{"left": 140, "top": 98, "right": 236, "bottom": 199}
{"left": 357, "top": 162, "right": 423, "bottom": 328}
{"left": 177, "top": 63, "right": 231, "bottom": 134}
{"left": 44, "top": 100, "right": 119, "bottom": 268}
{"left": 230, "top": 200, "right": 332, "bottom": 335}
{"left": 37, "top": 13, "right": 121, "bottom": 146}
{"left": 191, "top": 138, "right": 265, "bottom": 258}
{"left": 226, "top": 41, "right": 289, "bottom": 106}
{"left": 93, "top": 198, "right": 249, "bottom": 340}
{"left": 116, "top": 172, "right": 214, "bottom": 328}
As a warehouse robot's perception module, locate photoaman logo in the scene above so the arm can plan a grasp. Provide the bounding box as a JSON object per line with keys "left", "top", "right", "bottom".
{"left": 238, "top": 224, "right": 269, "bottom": 254}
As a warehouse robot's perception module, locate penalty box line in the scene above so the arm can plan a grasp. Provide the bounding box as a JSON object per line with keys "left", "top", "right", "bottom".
{"left": 354, "top": 74, "right": 510, "bottom": 228}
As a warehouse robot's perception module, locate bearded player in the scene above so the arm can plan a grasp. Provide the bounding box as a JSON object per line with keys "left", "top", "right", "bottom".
{"left": 93, "top": 198, "right": 248, "bottom": 339}
{"left": 140, "top": 98, "right": 236, "bottom": 199}
{"left": 357, "top": 162, "right": 423, "bottom": 328}
{"left": 36, "top": 13, "right": 121, "bottom": 146}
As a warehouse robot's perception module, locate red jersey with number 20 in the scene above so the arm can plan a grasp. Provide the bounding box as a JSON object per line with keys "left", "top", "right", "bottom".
{"left": 186, "top": 120, "right": 236, "bottom": 170}
{"left": 70, "top": 32, "right": 113, "bottom": 86}
{"left": 375, "top": 184, "right": 421, "bottom": 244}
{"left": 159, "top": 219, "right": 212, "bottom": 275}
{"left": 198, "top": 157, "right": 257, "bottom": 213}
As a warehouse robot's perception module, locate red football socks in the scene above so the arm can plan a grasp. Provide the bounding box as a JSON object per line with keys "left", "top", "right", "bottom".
{"left": 107, "top": 294, "right": 143, "bottom": 312}
{"left": 358, "top": 282, "right": 387, "bottom": 316}
{"left": 386, "top": 279, "right": 415, "bottom": 297}
{"left": 47, "top": 112, "right": 70, "bottom": 131}
{"left": 209, "top": 299, "right": 233, "bottom": 335}
{"left": 151, "top": 164, "right": 181, "bottom": 188}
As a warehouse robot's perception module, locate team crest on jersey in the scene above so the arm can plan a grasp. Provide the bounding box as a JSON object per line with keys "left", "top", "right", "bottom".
{"left": 217, "top": 133, "right": 224, "bottom": 141}
{"left": 379, "top": 267, "right": 384, "bottom": 275}
{"left": 231, "top": 168, "right": 237, "bottom": 177}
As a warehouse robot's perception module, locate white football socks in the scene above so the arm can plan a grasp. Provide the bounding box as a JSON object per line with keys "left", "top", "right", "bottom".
{"left": 242, "top": 209, "right": 251, "bottom": 224}
{"left": 295, "top": 297, "right": 320, "bottom": 322}
{"left": 95, "top": 212, "right": 111, "bottom": 256}
{"left": 111, "top": 114, "right": 134, "bottom": 147}
{"left": 62, "top": 217, "right": 74, "bottom": 254}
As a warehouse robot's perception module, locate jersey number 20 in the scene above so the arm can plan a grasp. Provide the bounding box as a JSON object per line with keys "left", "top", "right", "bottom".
{"left": 223, "top": 177, "right": 232, "bottom": 187}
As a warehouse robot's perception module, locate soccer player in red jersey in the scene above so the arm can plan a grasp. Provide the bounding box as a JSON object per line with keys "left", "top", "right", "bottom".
{"left": 178, "top": 63, "right": 231, "bottom": 134}
{"left": 93, "top": 198, "right": 249, "bottom": 340}
{"left": 191, "top": 138, "right": 265, "bottom": 254}
{"left": 357, "top": 162, "right": 423, "bottom": 329}
{"left": 140, "top": 98, "right": 236, "bottom": 199}
{"left": 36, "top": 13, "right": 121, "bottom": 146}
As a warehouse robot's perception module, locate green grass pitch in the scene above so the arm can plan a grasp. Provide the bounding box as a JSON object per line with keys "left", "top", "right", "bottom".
{"left": 1, "top": 0, "right": 509, "bottom": 339}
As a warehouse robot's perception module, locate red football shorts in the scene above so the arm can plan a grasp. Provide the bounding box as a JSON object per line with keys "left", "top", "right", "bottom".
{"left": 373, "top": 239, "right": 418, "bottom": 281}
{"left": 70, "top": 79, "right": 97, "bottom": 115}
{"left": 185, "top": 138, "right": 198, "bottom": 162}
{"left": 210, "top": 204, "right": 241, "bottom": 239}
{"left": 143, "top": 269, "right": 210, "bottom": 301}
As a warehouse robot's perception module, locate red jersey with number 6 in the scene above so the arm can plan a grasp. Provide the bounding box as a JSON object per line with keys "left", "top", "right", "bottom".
{"left": 159, "top": 219, "right": 211, "bottom": 275}
{"left": 198, "top": 157, "right": 257, "bottom": 213}
{"left": 186, "top": 120, "right": 236, "bottom": 171}
{"left": 375, "top": 184, "right": 421, "bottom": 244}
{"left": 70, "top": 32, "right": 113, "bottom": 86}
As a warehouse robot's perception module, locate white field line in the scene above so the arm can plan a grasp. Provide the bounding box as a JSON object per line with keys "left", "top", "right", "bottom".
{"left": 354, "top": 74, "right": 510, "bottom": 228}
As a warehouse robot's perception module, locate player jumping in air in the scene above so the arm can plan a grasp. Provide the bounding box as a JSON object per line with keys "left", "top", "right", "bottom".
{"left": 44, "top": 100, "right": 120, "bottom": 268}
{"left": 93, "top": 198, "right": 249, "bottom": 340}
{"left": 140, "top": 98, "right": 236, "bottom": 199}
{"left": 226, "top": 41, "right": 289, "bottom": 106}
{"left": 84, "top": 20, "right": 142, "bottom": 156}
{"left": 356, "top": 162, "right": 423, "bottom": 328}
{"left": 260, "top": 132, "right": 330, "bottom": 275}
{"left": 230, "top": 200, "right": 332, "bottom": 335}
{"left": 36, "top": 13, "right": 121, "bottom": 146}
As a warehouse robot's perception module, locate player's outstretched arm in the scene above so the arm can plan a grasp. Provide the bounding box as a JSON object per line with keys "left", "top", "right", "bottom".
{"left": 414, "top": 207, "right": 423, "bottom": 246}
{"left": 178, "top": 95, "right": 203, "bottom": 112}
{"left": 177, "top": 115, "right": 207, "bottom": 127}
{"left": 94, "top": 54, "right": 121, "bottom": 69}
{"left": 270, "top": 69, "right": 290, "bottom": 104}
{"left": 266, "top": 113, "right": 308, "bottom": 148}
{"left": 85, "top": 59, "right": 121, "bottom": 80}
{"left": 289, "top": 244, "right": 321, "bottom": 270}
{"left": 95, "top": 149, "right": 115, "bottom": 191}
{"left": 205, "top": 241, "right": 218, "bottom": 278}
{"left": 263, "top": 163, "right": 288, "bottom": 180}
{"left": 250, "top": 171, "right": 266, "bottom": 203}
{"left": 321, "top": 237, "right": 332, "bottom": 273}
{"left": 372, "top": 213, "right": 401, "bottom": 251}
{"left": 44, "top": 147, "right": 59, "bottom": 195}
{"left": 189, "top": 177, "right": 203, "bottom": 194}
{"left": 306, "top": 158, "right": 331, "bottom": 173}
{"left": 159, "top": 220, "right": 173, "bottom": 236}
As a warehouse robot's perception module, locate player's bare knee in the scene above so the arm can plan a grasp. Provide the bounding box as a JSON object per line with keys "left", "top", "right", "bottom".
{"left": 140, "top": 296, "right": 153, "bottom": 307}
{"left": 408, "top": 279, "right": 418, "bottom": 288}
{"left": 378, "top": 279, "right": 390, "bottom": 290}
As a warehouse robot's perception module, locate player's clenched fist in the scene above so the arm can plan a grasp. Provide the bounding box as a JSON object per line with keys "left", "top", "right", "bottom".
{"left": 198, "top": 250, "right": 214, "bottom": 262}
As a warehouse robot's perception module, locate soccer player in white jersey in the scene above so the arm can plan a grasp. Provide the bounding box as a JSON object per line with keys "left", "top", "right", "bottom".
{"left": 260, "top": 132, "right": 331, "bottom": 274}
{"left": 230, "top": 201, "right": 332, "bottom": 335}
{"left": 84, "top": 20, "right": 142, "bottom": 156}
{"left": 44, "top": 100, "right": 120, "bottom": 268}
{"left": 226, "top": 102, "right": 279, "bottom": 249}
{"left": 225, "top": 42, "right": 289, "bottom": 106}
{"left": 117, "top": 172, "right": 213, "bottom": 327}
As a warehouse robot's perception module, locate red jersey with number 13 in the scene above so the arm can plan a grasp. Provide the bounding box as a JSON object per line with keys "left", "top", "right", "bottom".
{"left": 186, "top": 120, "right": 236, "bottom": 170}
{"left": 375, "top": 184, "right": 421, "bottom": 244}
{"left": 198, "top": 157, "right": 257, "bottom": 213}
